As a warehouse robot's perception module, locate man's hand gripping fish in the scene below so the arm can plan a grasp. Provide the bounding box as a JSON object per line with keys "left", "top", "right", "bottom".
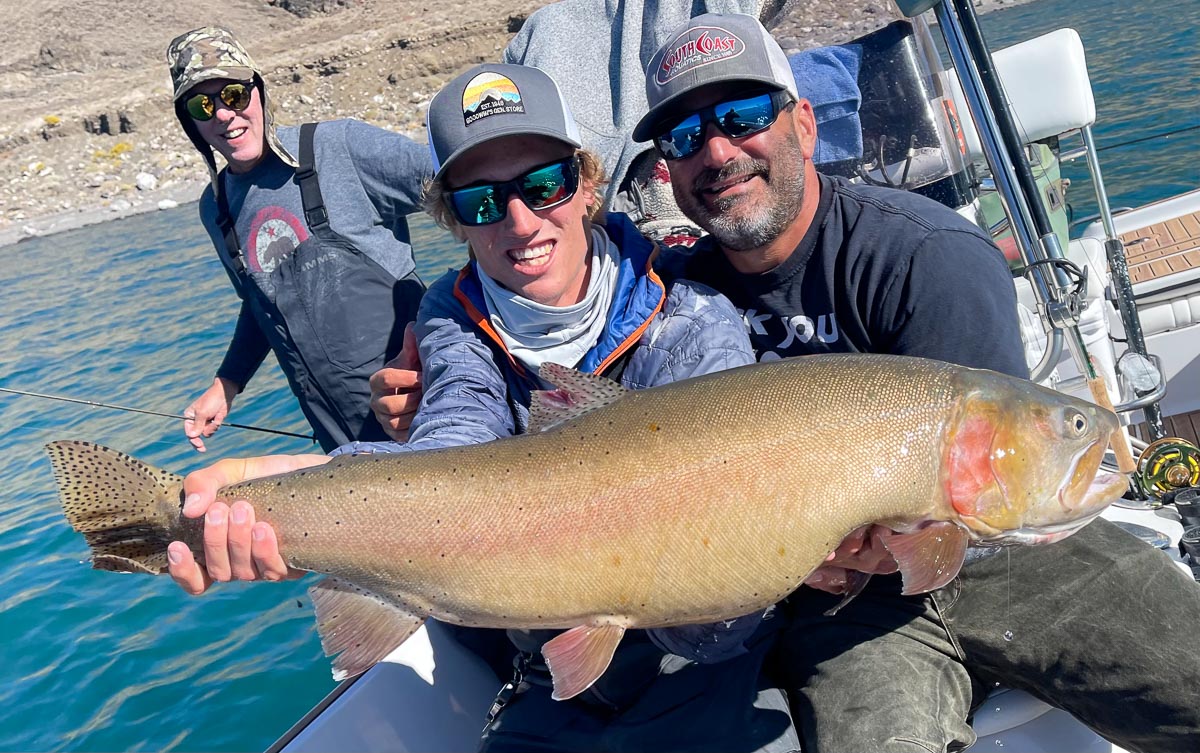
{"left": 47, "top": 354, "right": 1128, "bottom": 701}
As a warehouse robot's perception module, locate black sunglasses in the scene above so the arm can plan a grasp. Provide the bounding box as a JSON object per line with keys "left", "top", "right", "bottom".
{"left": 446, "top": 156, "right": 580, "bottom": 227}
{"left": 653, "top": 90, "right": 794, "bottom": 161}
{"left": 185, "top": 82, "right": 255, "bottom": 122}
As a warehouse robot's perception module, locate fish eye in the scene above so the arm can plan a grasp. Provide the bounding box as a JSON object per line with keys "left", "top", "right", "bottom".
{"left": 1066, "top": 411, "right": 1088, "bottom": 437}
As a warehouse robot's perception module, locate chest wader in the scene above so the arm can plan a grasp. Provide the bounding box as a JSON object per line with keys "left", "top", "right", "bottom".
{"left": 216, "top": 122, "right": 424, "bottom": 451}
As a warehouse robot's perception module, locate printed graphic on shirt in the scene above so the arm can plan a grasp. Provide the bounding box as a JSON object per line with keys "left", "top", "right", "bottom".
{"left": 246, "top": 205, "right": 309, "bottom": 273}
{"left": 736, "top": 307, "right": 841, "bottom": 361}
{"left": 462, "top": 73, "right": 524, "bottom": 126}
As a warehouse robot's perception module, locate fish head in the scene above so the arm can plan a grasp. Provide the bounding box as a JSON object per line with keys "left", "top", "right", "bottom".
{"left": 943, "top": 372, "right": 1128, "bottom": 546}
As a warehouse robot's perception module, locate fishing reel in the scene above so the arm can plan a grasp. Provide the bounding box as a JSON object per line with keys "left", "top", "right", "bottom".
{"left": 1134, "top": 437, "right": 1200, "bottom": 500}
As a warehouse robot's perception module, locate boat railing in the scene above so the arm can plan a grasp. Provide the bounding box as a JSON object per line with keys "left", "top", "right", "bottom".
{"left": 923, "top": 0, "right": 1170, "bottom": 453}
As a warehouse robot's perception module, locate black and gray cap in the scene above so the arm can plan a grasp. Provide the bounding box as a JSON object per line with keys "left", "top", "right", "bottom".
{"left": 426, "top": 63, "right": 582, "bottom": 181}
{"left": 632, "top": 13, "right": 799, "bottom": 143}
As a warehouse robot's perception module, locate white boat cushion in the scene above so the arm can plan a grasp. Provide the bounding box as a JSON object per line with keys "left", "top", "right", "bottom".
{"left": 944, "top": 28, "right": 1096, "bottom": 162}
{"left": 1137, "top": 292, "right": 1200, "bottom": 336}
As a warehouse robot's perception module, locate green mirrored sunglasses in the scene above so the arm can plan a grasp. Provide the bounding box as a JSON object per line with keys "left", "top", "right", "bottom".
{"left": 185, "top": 82, "right": 254, "bottom": 122}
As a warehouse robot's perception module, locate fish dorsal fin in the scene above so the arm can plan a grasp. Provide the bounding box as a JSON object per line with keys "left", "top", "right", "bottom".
{"left": 309, "top": 578, "right": 426, "bottom": 681}
{"left": 880, "top": 522, "right": 970, "bottom": 595}
{"left": 541, "top": 623, "right": 626, "bottom": 701}
{"left": 528, "top": 362, "right": 629, "bottom": 433}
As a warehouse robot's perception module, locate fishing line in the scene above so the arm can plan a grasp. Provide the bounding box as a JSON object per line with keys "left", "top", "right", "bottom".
{"left": 1095, "top": 124, "right": 1200, "bottom": 153}
{"left": 0, "top": 386, "right": 315, "bottom": 441}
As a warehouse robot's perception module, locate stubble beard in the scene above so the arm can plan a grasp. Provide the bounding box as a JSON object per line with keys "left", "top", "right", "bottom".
{"left": 673, "top": 127, "right": 807, "bottom": 253}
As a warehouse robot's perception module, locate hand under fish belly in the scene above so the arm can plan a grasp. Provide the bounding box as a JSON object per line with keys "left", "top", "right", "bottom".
{"left": 46, "top": 354, "right": 1128, "bottom": 701}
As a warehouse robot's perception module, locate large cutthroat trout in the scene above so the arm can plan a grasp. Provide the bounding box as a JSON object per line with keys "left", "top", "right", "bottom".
{"left": 48, "top": 354, "right": 1127, "bottom": 700}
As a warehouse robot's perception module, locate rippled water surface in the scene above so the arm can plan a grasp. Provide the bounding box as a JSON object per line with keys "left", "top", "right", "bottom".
{"left": 976, "top": 0, "right": 1199, "bottom": 227}
{"left": 0, "top": 209, "right": 466, "bottom": 752}
{"left": 0, "top": 1, "right": 1195, "bottom": 749}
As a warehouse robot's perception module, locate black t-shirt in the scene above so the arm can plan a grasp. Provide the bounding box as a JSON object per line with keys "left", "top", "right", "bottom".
{"left": 660, "top": 173, "right": 1029, "bottom": 379}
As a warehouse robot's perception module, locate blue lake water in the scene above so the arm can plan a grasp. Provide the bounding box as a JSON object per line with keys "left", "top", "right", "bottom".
{"left": 0, "top": 0, "right": 1195, "bottom": 750}
{"left": 974, "top": 0, "right": 1199, "bottom": 226}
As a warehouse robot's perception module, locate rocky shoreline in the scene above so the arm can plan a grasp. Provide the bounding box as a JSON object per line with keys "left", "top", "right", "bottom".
{"left": 0, "top": 0, "right": 1035, "bottom": 248}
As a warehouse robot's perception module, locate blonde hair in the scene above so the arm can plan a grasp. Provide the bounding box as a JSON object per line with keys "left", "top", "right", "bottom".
{"left": 422, "top": 149, "right": 608, "bottom": 241}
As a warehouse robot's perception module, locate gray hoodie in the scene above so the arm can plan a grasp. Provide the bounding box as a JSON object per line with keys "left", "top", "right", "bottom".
{"left": 504, "top": 1, "right": 795, "bottom": 239}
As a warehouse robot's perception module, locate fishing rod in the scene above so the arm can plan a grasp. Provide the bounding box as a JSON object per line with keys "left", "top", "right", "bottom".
{"left": 0, "top": 386, "right": 315, "bottom": 441}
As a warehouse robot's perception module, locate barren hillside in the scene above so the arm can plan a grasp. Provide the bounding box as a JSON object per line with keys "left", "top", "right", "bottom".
{"left": 0, "top": 0, "right": 1024, "bottom": 244}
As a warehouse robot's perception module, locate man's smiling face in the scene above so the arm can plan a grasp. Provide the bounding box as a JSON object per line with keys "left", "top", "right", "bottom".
{"left": 664, "top": 84, "right": 816, "bottom": 254}
{"left": 188, "top": 79, "right": 266, "bottom": 174}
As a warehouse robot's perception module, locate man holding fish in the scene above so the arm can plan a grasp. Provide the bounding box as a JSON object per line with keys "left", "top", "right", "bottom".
{"left": 156, "top": 59, "right": 804, "bottom": 750}
{"left": 363, "top": 9, "right": 1200, "bottom": 750}
{"left": 53, "top": 13, "right": 1197, "bottom": 753}
{"left": 628, "top": 12, "right": 1200, "bottom": 752}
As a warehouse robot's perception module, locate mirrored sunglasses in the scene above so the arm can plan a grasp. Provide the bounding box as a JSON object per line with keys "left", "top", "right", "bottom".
{"left": 446, "top": 156, "right": 580, "bottom": 227}
{"left": 185, "top": 82, "right": 255, "bottom": 122}
{"left": 653, "top": 90, "right": 794, "bottom": 161}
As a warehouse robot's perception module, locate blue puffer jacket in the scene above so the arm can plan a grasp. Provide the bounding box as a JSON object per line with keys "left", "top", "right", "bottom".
{"left": 336, "top": 212, "right": 753, "bottom": 452}
{"left": 332, "top": 212, "right": 766, "bottom": 694}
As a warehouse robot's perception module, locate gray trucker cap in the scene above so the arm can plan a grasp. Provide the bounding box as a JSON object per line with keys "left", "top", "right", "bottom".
{"left": 426, "top": 63, "right": 583, "bottom": 181}
{"left": 633, "top": 13, "right": 799, "bottom": 142}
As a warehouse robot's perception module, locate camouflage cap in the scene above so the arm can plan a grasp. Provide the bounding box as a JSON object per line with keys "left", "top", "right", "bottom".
{"left": 166, "top": 26, "right": 259, "bottom": 101}
{"left": 165, "top": 26, "right": 297, "bottom": 188}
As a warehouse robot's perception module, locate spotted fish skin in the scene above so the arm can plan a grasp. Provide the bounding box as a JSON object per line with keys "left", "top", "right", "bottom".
{"left": 46, "top": 353, "right": 1126, "bottom": 699}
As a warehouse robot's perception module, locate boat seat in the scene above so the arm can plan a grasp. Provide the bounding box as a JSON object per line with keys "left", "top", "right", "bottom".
{"left": 942, "top": 28, "right": 1096, "bottom": 162}
{"left": 971, "top": 687, "right": 1126, "bottom": 752}
{"left": 1136, "top": 281, "right": 1200, "bottom": 337}
{"left": 275, "top": 621, "right": 1129, "bottom": 753}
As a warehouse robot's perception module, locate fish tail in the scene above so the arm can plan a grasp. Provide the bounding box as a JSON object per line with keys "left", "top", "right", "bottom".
{"left": 45, "top": 440, "right": 191, "bottom": 575}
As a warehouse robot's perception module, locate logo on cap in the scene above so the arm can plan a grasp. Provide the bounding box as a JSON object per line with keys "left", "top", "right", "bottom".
{"left": 657, "top": 27, "right": 744, "bottom": 85}
{"left": 462, "top": 72, "right": 525, "bottom": 126}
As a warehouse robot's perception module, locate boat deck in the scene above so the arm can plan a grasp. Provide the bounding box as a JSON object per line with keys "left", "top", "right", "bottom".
{"left": 1133, "top": 408, "right": 1200, "bottom": 448}
{"left": 1121, "top": 209, "right": 1200, "bottom": 283}
{"left": 1160, "top": 409, "right": 1200, "bottom": 448}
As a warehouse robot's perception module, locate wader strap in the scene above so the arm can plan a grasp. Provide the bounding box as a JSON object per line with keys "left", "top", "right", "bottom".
{"left": 296, "top": 123, "right": 330, "bottom": 230}
{"left": 214, "top": 169, "right": 247, "bottom": 275}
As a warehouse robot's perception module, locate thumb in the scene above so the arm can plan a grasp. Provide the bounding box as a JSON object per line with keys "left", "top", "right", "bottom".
{"left": 396, "top": 322, "right": 421, "bottom": 372}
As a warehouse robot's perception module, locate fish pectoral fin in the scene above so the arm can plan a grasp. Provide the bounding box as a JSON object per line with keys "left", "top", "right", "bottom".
{"left": 822, "top": 570, "right": 874, "bottom": 616}
{"left": 541, "top": 623, "right": 626, "bottom": 701}
{"left": 529, "top": 363, "right": 630, "bottom": 432}
{"left": 879, "top": 522, "right": 970, "bottom": 595}
{"left": 309, "top": 578, "right": 426, "bottom": 681}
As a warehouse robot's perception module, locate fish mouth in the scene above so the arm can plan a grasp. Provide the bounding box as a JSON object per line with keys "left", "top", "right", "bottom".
{"left": 974, "top": 468, "right": 1128, "bottom": 547}
{"left": 972, "top": 509, "right": 1105, "bottom": 546}
{"left": 1080, "top": 468, "right": 1130, "bottom": 508}
{"left": 1054, "top": 432, "right": 1128, "bottom": 513}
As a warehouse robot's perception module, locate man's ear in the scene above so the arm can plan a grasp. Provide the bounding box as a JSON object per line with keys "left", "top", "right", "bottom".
{"left": 790, "top": 98, "right": 819, "bottom": 160}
